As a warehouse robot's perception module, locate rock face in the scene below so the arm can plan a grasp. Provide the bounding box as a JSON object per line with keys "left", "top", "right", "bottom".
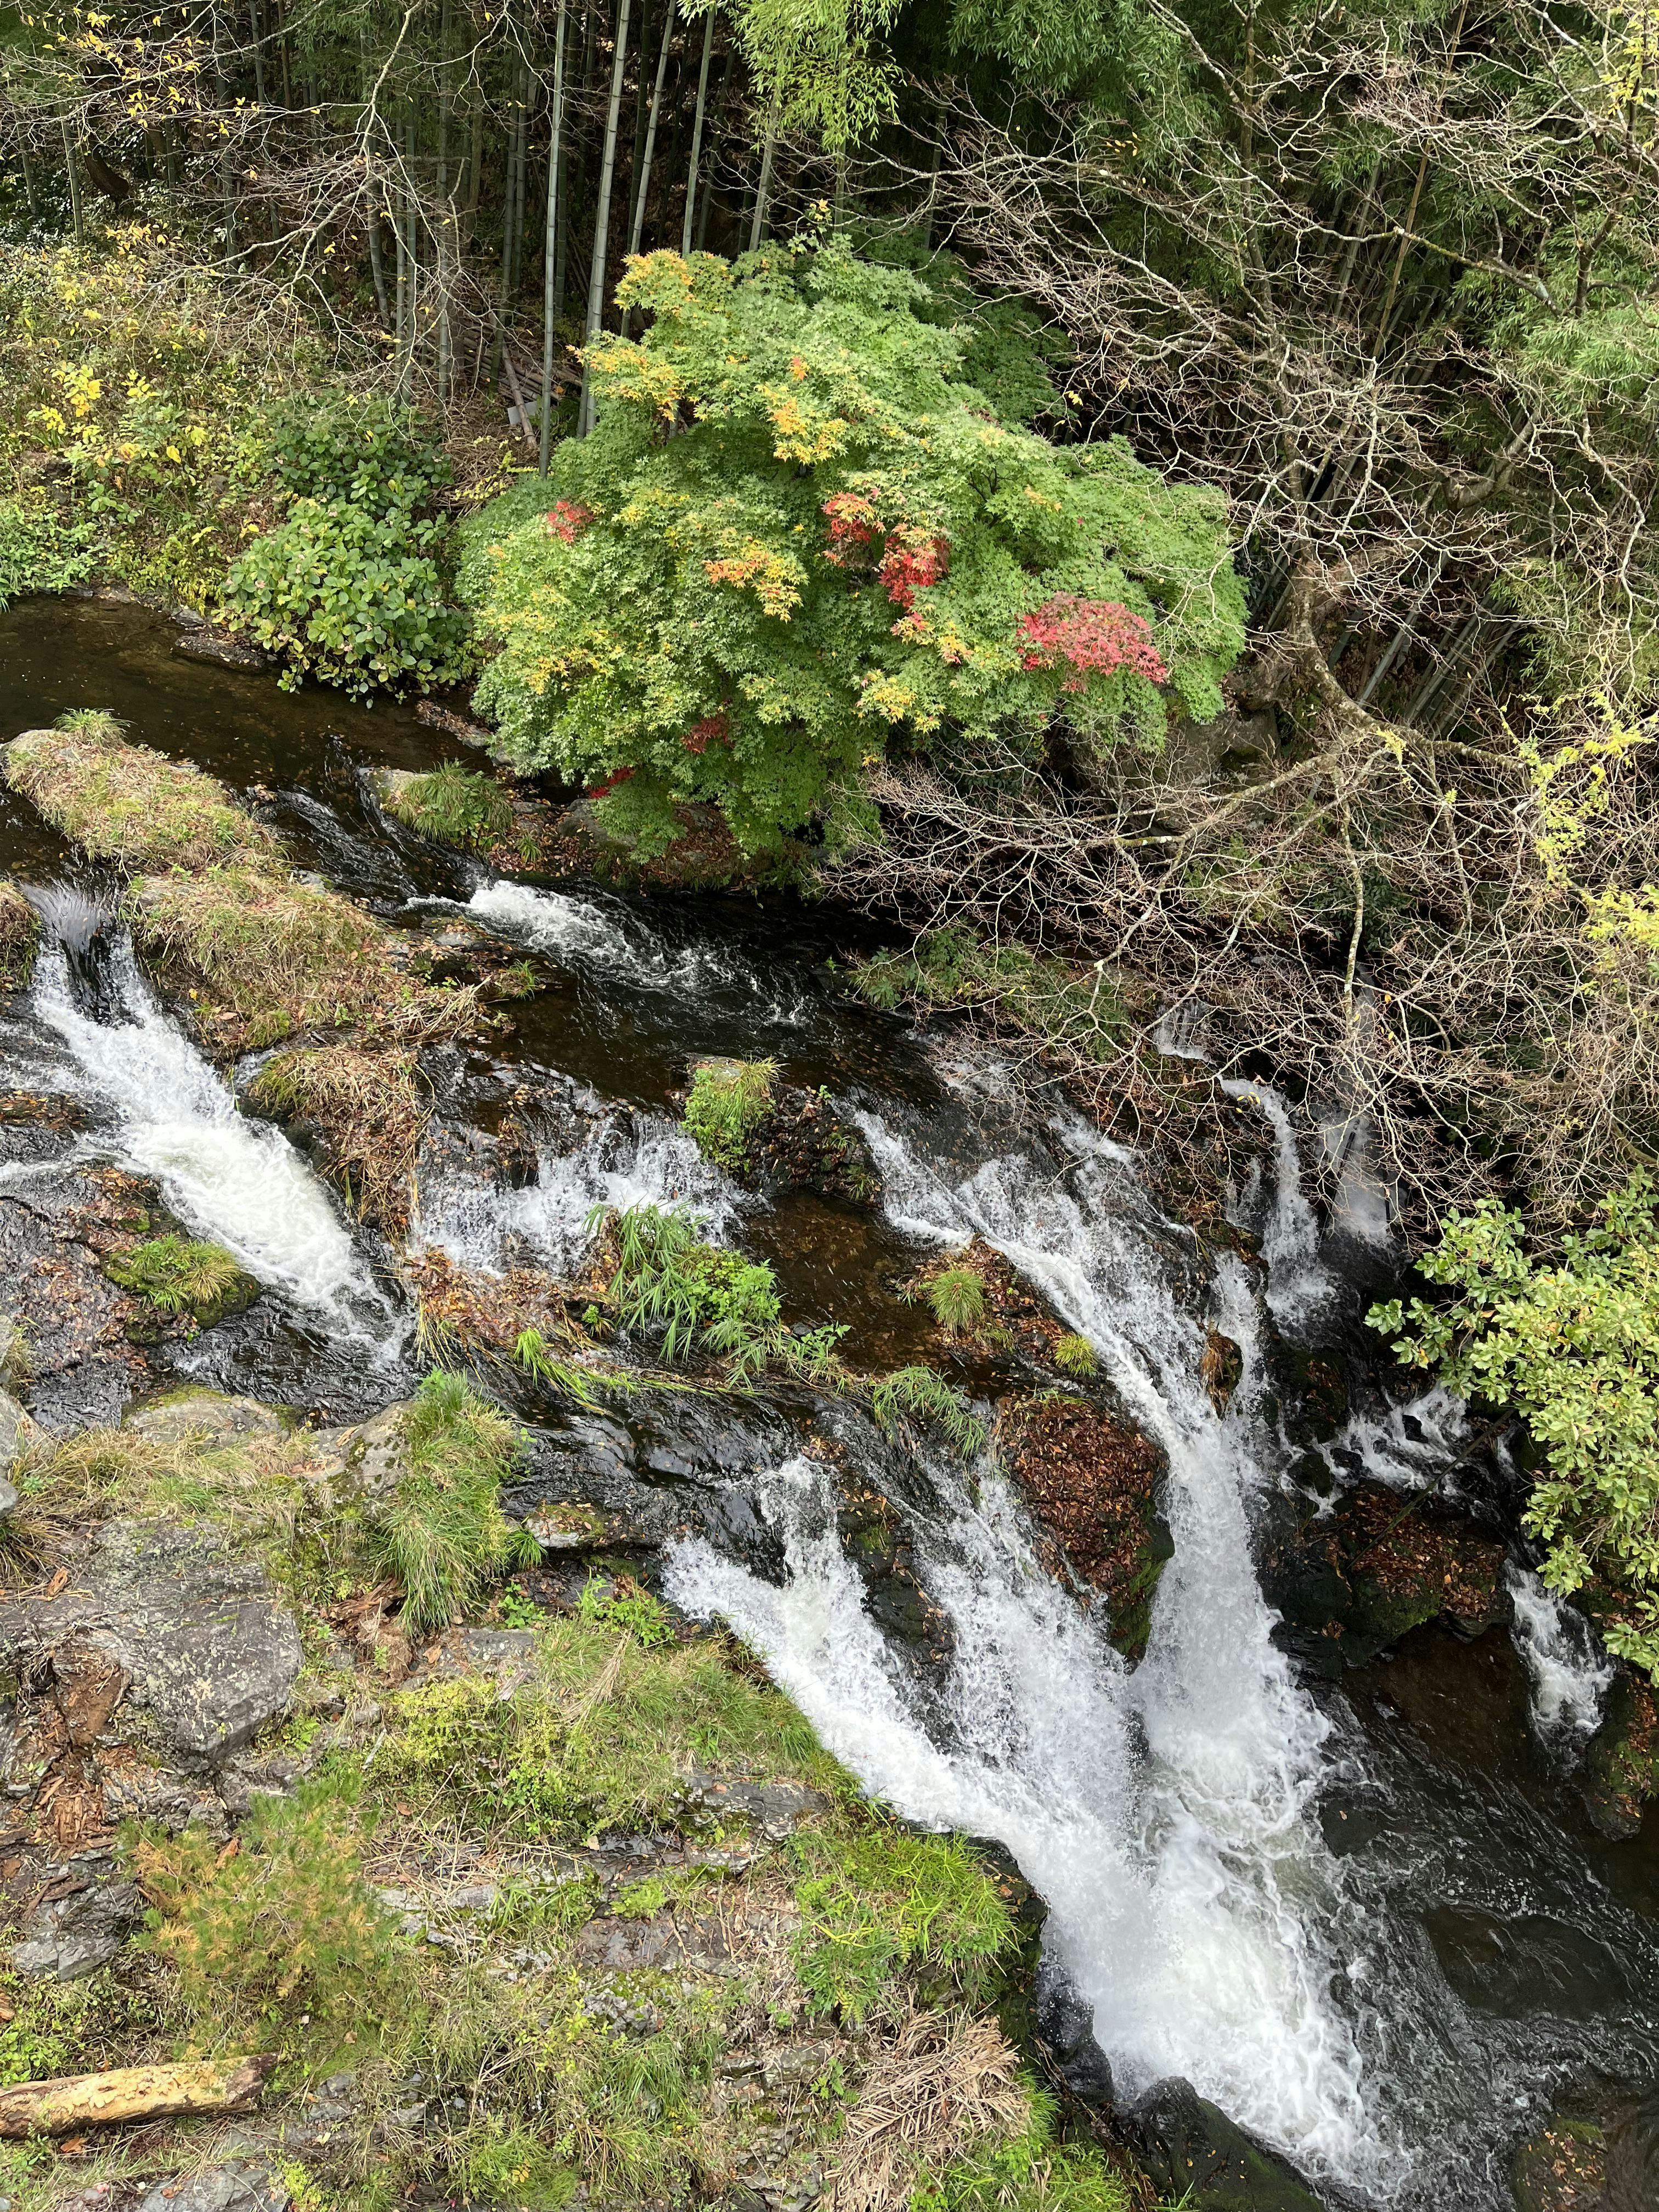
{"left": 1583, "top": 1672, "right": 1659, "bottom": 1840}
{"left": 136, "top": 2165, "right": 288, "bottom": 2212}
{"left": 0, "top": 1165, "right": 152, "bottom": 1431}
{"left": 12, "top": 1861, "right": 144, "bottom": 1979}
{"left": 1130, "top": 2077, "right": 1328, "bottom": 2211}
{"left": 0, "top": 1517, "right": 302, "bottom": 1758}
{"left": 125, "top": 1391, "right": 288, "bottom": 1448}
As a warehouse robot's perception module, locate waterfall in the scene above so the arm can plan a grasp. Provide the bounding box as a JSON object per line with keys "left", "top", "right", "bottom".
{"left": 667, "top": 1107, "right": 1400, "bottom": 2195}
{"left": 1505, "top": 1563, "right": 1615, "bottom": 1745}
{"left": 416, "top": 1102, "right": 742, "bottom": 1277}
{"left": 27, "top": 929, "right": 390, "bottom": 1338}
{"left": 1220, "top": 1079, "right": 1338, "bottom": 1328}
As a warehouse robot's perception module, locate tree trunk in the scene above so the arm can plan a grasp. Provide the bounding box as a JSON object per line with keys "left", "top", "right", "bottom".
{"left": 747, "top": 108, "right": 777, "bottom": 252}
{"left": 0, "top": 2056, "right": 277, "bottom": 2140}
{"left": 578, "top": 0, "right": 634, "bottom": 437}
{"left": 620, "top": 0, "right": 675, "bottom": 334}
{"left": 59, "top": 119, "right": 83, "bottom": 247}
{"left": 680, "top": 5, "right": 714, "bottom": 254}
{"left": 540, "top": 0, "right": 570, "bottom": 471}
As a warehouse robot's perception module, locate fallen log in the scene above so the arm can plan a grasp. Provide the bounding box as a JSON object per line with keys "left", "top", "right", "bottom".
{"left": 0, "top": 2053, "right": 278, "bottom": 2137}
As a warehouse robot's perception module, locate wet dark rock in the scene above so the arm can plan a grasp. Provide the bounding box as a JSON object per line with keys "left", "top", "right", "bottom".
{"left": 1201, "top": 1329, "right": 1244, "bottom": 1413}
{"left": 12, "top": 1861, "right": 143, "bottom": 1979}
{"left": 834, "top": 1472, "right": 954, "bottom": 1669}
{"left": 1258, "top": 1479, "right": 1506, "bottom": 1674}
{"left": 172, "top": 628, "right": 268, "bottom": 675}
{"left": 1583, "top": 1671, "right": 1659, "bottom": 1840}
{"left": 414, "top": 697, "right": 495, "bottom": 749}
{"left": 0, "top": 1517, "right": 302, "bottom": 1757}
{"left": 1129, "top": 2077, "right": 1327, "bottom": 2211}
{"left": 1035, "top": 1974, "right": 1114, "bottom": 2109}
{"left": 684, "top": 1064, "right": 881, "bottom": 1206}
{"left": 0, "top": 1164, "right": 154, "bottom": 1431}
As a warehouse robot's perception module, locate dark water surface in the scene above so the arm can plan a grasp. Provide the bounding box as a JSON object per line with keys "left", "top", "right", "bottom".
{"left": 1, "top": 594, "right": 1657, "bottom": 2210}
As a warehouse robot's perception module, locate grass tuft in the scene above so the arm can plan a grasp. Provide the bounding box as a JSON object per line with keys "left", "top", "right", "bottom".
{"left": 870, "top": 1366, "right": 986, "bottom": 1458}
{"left": 682, "top": 1057, "right": 777, "bottom": 1171}
{"left": 1053, "top": 1333, "right": 1098, "bottom": 1376}
{"left": 384, "top": 762, "right": 515, "bottom": 853}
{"left": 250, "top": 1045, "right": 426, "bottom": 1229}
{"left": 5, "top": 719, "right": 278, "bottom": 873}
{"left": 791, "top": 1825, "right": 1018, "bottom": 2023}
{"left": 53, "top": 707, "right": 127, "bottom": 741}
{"left": 103, "top": 1234, "right": 251, "bottom": 1322}
{"left": 929, "top": 1265, "right": 988, "bottom": 1334}
{"left": 603, "top": 1202, "right": 783, "bottom": 1379}
{"left": 370, "top": 1370, "right": 528, "bottom": 1634}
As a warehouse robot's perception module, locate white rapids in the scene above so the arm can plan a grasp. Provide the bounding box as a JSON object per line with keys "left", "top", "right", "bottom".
{"left": 1505, "top": 1562, "right": 1615, "bottom": 1746}
{"left": 667, "top": 1107, "right": 1402, "bottom": 2197}
{"left": 29, "top": 934, "right": 387, "bottom": 1335}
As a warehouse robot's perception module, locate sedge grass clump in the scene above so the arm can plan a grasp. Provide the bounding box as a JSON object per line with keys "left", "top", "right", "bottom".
{"left": 103, "top": 1234, "right": 251, "bottom": 1323}
{"left": 929, "top": 1265, "right": 988, "bottom": 1335}
{"left": 790, "top": 1824, "right": 1018, "bottom": 2024}
{"left": 4, "top": 718, "right": 278, "bottom": 873}
{"left": 682, "top": 1057, "right": 777, "bottom": 1171}
{"left": 910, "top": 2086, "right": 1137, "bottom": 2212}
{"left": 249, "top": 1045, "right": 425, "bottom": 1230}
{"left": 870, "top": 1365, "right": 986, "bottom": 1458}
{"left": 369, "top": 1370, "right": 535, "bottom": 1634}
{"left": 374, "top": 1609, "right": 835, "bottom": 1842}
{"left": 1053, "top": 1333, "right": 1098, "bottom": 1377}
{"left": 385, "top": 761, "right": 515, "bottom": 853}
{"left": 603, "top": 1203, "right": 784, "bottom": 1379}
{"left": 128, "top": 1780, "right": 404, "bottom": 2034}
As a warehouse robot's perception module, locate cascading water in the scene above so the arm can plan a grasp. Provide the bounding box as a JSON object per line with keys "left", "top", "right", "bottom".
{"left": 1505, "top": 1562, "right": 1616, "bottom": 1745}
{"left": 1221, "top": 1077, "right": 1340, "bottom": 1328}
{"left": 669, "top": 1105, "right": 1397, "bottom": 2194}
{"left": 24, "top": 915, "right": 390, "bottom": 1339}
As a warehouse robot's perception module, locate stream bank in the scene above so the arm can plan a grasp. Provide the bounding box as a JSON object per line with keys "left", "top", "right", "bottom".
{"left": 0, "top": 596, "right": 1656, "bottom": 2212}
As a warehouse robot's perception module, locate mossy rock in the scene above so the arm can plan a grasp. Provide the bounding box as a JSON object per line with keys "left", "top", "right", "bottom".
{"left": 996, "top": 1394, "right": 1171, "bottom": 1658}
{"left": 682, "top": 1059, "right": 881, "bottom": 1205}
{"left": 1583, "top": 1671, "right": 1659, "bottom": 1840}
{"left": 1258, "top": 1481, "right": 1506, "bottom": 1674}
{"left": 4, "top": 719, "right": 278, "bottom": 873}
{"left": 0, "top": 882, "right": 40, "bottom": 992}
{"left": 1510, "top": 2114, "right": 1609, "bottom": 2210}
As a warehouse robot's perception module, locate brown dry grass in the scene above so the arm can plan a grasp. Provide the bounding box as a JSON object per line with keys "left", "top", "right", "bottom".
{"left": 248, "top": 1045, "right": 426, "bottom": 1232}
{"left": 0, "top": 880, "right": 40, "bottom": 991}
{"left": 831, "top": 2012, "right": 1029, "bottom": 2212}
{"left": 128, "top": 867, "right": 480, "bottom": 1056}
{"left": 4, "top": 723, "right": 279, "bottom": 873}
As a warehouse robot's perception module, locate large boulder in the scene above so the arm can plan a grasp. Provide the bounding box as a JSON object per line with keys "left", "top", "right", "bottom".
{"left": 11, "top": 1860, "right": 144, "bottom": 1980}
{"left": 0, "top": 1517, "right": 302, "bottom": 1758}
{"left": 124, "top": 1390, "right": 288, "bottom": 1448}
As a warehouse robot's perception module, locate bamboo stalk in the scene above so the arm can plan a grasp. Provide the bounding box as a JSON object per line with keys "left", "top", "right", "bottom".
{"left": 680, "top": 4, "right": 714, "bottom": 255}
{"left": 578, "top": 0, "right": 635, "bottom": 437}
{"left": 540, "top": 0, "right": 570, "bottom": 471}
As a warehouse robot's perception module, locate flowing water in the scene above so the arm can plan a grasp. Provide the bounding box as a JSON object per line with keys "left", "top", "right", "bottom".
{"left": 2, "top": 595, "right": 1657, "bottom": 2208}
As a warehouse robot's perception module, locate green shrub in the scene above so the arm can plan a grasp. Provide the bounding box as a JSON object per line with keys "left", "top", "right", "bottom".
{"left": 130, "top": 1782, "right": 403, "bottom": 2025}
{"left": 0, "top": 500, "right": 97, "bottom": 607}
{"left": 1370, "top": 1175, "right": 1659, "bottom": 1676}
{"left": 222, "top": 496, "right": 470, "bottom": 700}
{"left": 929, "top": 1265, "right": 988, "bottom": 1334}
{"left": 370, "top": 1370, "right": 535, "bottom": 1634}
{"left": 268, "top": 394, "right": 449, "bottom": 512}
{"left": 384, "top": 762, "right": 514, "bottom": 853}
{"left": 104, "top": 1234, "right": 251, "bottom": 1322}
{"left": 682, "top": 1057, "right": 777, "bottom": 1171}
{"left": 603, "top": 1203, "right": 784, "bottom": 1379}
{"left": 1053, "top": 1333, "right": 1097, "bottom": 1376}
{"left": 790, "top": 1825, "right": 1017, "bottom": 2022}
{"left": 853, "top": 929, "right": 1125, "bottom": 1066}
{"left": 456, "top": 2121, "right": 577, "bottom": 2212}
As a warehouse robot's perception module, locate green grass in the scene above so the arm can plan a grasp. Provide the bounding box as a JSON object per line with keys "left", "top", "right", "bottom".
{"left": 682, "top": 1057, "right": 777, "bottom": 1171}
{"left": 910, "top": 2094, "right": 1138, "bottom": 2212}
{"left": 368, "top": 1370, "right": 535, "bottom": 1634}
{"left": 870, "top": 1365, "right": 987, "bottom": 1458}
{"left": 930, "top": 1265, "right": 988, "bottom": 1334}
{"left": 603, "top": 1203, "right": 784, "bottom": 1379}
{"left": 4, "top": 716, "right": 278, "bottom": 873}
{"left": 385, "top": 763, "right": 515, "bottom": 854}
{"left": 790, "top": 1824, "right": 1018, "bottom": 2023}
{"left": 373, "top": 1610, "right": 837, "bottom": 1842}
{"left": 1054, "top": 1333, "right": 1098, "bottom": 1376}
{"left": 577, "top": 1570, "right": 677, "bottom": 1648}
{"left": 103, "top": 1234, "right": 250, "bottom": 1322}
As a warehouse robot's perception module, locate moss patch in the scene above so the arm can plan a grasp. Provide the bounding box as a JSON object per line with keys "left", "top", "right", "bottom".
{"left": 249, "top": 1044, "right": 426, "bottom": 1231}
{"left": 1584, "top": 1672, "right": 1659, "bottom": 1839}
{"left": 0, "top": 881, "right": 40, "bottom": 991}
{"left": 4, "top": 718, "right": 278, "bottom": 872}
{"left": 996, "top": 1395, "right": 1170, "bottom": 1657}
{"left": 102, "top": 1233, "right": 257, "bottom": 1327}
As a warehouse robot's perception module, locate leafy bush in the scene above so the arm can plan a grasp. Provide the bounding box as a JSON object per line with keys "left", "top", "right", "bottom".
{"left": 369, "top": 1370, "right": 534, "bottom": 1634}
{"left": 604, "top": 1203, "right": 784, "bottom": 1378}
{"left": 222, "top": 496, "right": 470, "bottom": 700}
{"left": 384, "top": 762, "right": 514, "bottom": 853}
{"left": 1370, "top": 1176, "right": 1659, "bottom": 1675}
{"left": 0, "top": 500, "right": 95, "bottom": 606}
{"left": 1053, "top": 1333, "right": 1098, "bottom": 1376}
{"left": 130, "top": 1782, "right": 402, "bottom": 2024}
{"left": 682, "top": 1057, "right": 777, "bottom": 1170}
{"left": 854, "top": 929, "right": 1125, "bottom": 1067}
{"left": 267, "top": 394, "right": 449, "bottom": 512}
{"left": 930, "top": 1265, "right": 988, "bottom": 1334}
{"left": 790, "top": 1825, "right": 1017, "bottom": 2022}
{"left": 104, "top": 1234, "right": 250, "bottom": 1322}
{"left": 462, "top": 238, "right": 1243, "bottom": 856}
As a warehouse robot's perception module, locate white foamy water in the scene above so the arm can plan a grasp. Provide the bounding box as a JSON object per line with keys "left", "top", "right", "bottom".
{"left": 1221, "top": 1079, "right": 1339, "bottom": 1328}
{"left": 670, "top": 1110, "right": 1398, "bottom": 2193}
{"left": 417, "top": 1103, "right": 740, "bottom": 1277}
{"left": 1506, "top": 1562, "right": 1615, "bottom": 1744}
{"left": 1319, "top": 1384, "right": 1471, "bottom": 1496}
{"left": 30, "top": 937, "right": 387, "bottom": 1334}
{"left": 461, "top": 880, "right": 809, "bottom": 1022}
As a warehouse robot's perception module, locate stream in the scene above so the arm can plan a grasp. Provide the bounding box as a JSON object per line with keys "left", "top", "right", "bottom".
{"left": 2, "top": 594, "right": 1658, "bottom": 2210}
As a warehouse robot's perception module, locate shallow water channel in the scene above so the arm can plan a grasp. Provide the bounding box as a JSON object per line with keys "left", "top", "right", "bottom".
{"left": 2, "top": 594, "right": 1657, "bottom": 2210}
